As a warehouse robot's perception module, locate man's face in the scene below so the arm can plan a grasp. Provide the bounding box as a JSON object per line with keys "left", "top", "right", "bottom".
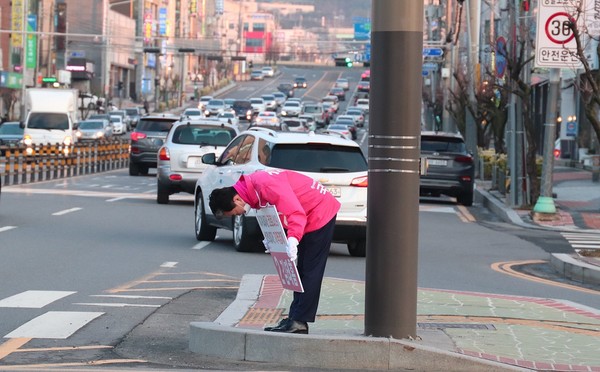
{"left": 222, "top": 195, "right": 247, "bottom": 217}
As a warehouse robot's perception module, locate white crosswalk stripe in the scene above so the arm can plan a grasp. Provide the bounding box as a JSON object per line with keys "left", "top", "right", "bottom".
{"left": 4, "top": 311, "right": 103, "bottom": 339}
{"left": 0, "top": 290, "right": 76, "bottom": 308}
{"left": 561, "top": 232, "right": 600, "bottom": 251}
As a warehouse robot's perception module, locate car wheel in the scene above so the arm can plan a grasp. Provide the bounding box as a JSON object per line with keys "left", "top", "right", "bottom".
{"left": 232, "top": 215, "right": 260, "bottom": 252}
{"left": 457, "top": 190, "right": 474, "bottom": 206}
{"left": 157, "top": 183, "right": 170, "bottom": 204}
{"left": 347, "top": 239, "right": 366, "bottom": 257}
{"left": 195, "top": 193, "right": 216, "bottom": 241}
{"left": 129, "top": 161, "right": 140, "bottom": 176}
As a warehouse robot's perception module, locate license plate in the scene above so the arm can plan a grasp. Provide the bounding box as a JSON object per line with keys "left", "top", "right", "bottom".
{"left": 327, "top": 187, "right": 341, "bottom": 197}
{"left": 187, "top": 157, "right": 204, "bottom": 168}
{"left": 428, "top": 159, "right": 447, "bottom": 166}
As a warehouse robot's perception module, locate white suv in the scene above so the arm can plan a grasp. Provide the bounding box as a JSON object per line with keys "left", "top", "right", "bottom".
{"left": 193, "top": 128, "right": 368, "bottom": 256}
{"left": 156, "top": 119, "right": 239, "bottom": 204}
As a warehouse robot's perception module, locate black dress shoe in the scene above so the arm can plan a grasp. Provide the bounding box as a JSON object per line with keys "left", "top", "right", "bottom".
{"left": 264, "top": 318, "right": 308, "bottom": 334}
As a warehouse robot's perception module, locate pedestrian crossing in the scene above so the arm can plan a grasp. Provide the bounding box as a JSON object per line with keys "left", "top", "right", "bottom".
{"left": 561, "top": 232, "right": 600, "bottom": 252}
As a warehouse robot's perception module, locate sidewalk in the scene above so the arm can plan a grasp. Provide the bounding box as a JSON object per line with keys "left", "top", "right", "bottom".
{"left": 189, "top": 165, "right": 600, "bottom": 371}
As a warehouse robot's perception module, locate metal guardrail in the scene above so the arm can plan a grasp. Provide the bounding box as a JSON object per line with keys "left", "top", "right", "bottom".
{"left": 0, "top": 139, "right": 130, "bottom": 186}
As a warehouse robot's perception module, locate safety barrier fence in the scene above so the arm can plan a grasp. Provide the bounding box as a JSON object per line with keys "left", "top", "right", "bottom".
{"left": 0, "top": 139, "right": 129, "bottom": 186}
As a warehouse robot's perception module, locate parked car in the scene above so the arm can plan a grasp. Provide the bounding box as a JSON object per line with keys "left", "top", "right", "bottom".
{"left": 181, "top": 108, "right": 204, "bottom": 120}
{"left": 0, "top": 121, "right": 24, "bottom": 145}
{"left": 261, "top": 66, "right": 274, "bottom": 77}
{"left": 75, "top": 119, "right": 113, "bottom": 141}
{"left": 420, "top": 131, "right": 474, "bottom": 206}
{"left": 321, "top": 95, "right": 340, "bottom": 113}
{"left": 129, "top": 114, "right": 179, "bottom": 176}
{"left": 293, "top": 76, "right": 308, "bottom": 89}
{"left": 204, "top": 99, "right": 227, "bottom": 117}
{"left": 277, "top": 83, "right": 295, "bottom": 97}
{"left": 280, "top": 100, "right": 303, "bottom": 117}
{"left": 193, "top": 129, "right": 368, "bottom": 256}
{"left": 250, "top": 70, "right": 265, "bottom": 80}
{"left": 157, "top": 120, "right": 240, "bottom": 204}
{"left": 232, "top": 100, "right": 254, "bottom": 121}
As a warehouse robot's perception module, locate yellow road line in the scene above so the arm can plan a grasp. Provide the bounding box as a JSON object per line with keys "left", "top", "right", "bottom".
{"left": 14, "top": 345, "right": 113, "bottom": 353}
{"left": 0, "top": 358, "right": 146, "bottom": 370}
{"left": 106, "top": 268, "right": 166, "bottom": 293}
{"left": 491, "top": 260, "right": 600, "bottom": 295}
{"left": 0, "top": 338, "right": 30, "bottom": 361}
{"left": 456, "top": 205, "right": 476, "bottom": 222}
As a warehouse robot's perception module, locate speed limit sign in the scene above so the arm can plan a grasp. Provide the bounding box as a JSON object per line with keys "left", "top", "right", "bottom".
{"left": 535, "top": 0, "right": 583, "bottom": 68}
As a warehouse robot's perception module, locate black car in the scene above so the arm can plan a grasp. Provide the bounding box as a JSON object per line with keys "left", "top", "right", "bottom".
{"left": 232, "top": 100, "right": 254, "bottom": 121}
{"left": 293, "top": 77, "right": 307, "bottom": 89}
{"left": 277, "top": 83, "right": 295, "bottom": 98}
{"left": 419, "top": 131, "right": 474, "bottom": 206}
{"left": 128, "top": 114, "right": 179, "bottom": 176}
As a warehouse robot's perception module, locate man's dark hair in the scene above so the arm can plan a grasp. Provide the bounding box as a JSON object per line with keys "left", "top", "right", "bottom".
{"left": 209, "top": 187, "right": 238, "bottom": 218}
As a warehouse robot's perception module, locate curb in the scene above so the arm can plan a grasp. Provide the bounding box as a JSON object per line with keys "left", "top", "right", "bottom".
{"left": 189, "top": 322, "right": 526, "bottom": 371}
{"left": 550, "top": 253, "right": 600, "bottom": 285}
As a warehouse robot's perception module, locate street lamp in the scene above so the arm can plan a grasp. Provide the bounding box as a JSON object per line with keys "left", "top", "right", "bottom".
{"left": 178, "top": 48, "right": 195, "bottom": 107}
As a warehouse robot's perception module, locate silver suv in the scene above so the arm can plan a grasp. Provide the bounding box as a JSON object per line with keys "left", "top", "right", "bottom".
{"left": 156, "top": 119, "right": 239, "bottom": 204}
{"left": 193, "top": 128, "right": 368, "bottom": 256}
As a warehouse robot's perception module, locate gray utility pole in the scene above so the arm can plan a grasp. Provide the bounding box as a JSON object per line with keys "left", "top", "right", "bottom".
{"left": 365, "top": 0, "right": 423, "bottom": 339}
{"left": 464, "top": 0, "right": 480, "bottom": 172}
{"left": 533, "top": 68, "right": 560, "bottom": 213}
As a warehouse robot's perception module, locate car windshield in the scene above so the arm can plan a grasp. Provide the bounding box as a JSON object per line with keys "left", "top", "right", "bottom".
{"left": 347, "top": 110, "right": 361, "bottom": 115}
{"left": 269, "top": 144, "right": 367, "bottom": 173}
{"left": 284, "top": 120, "right": 302, "bottom": 127}
{"left": 208, "top": 100, "right": 224, "bottom": 106}
{"left": 251, "top": 99, "right": 263, "bottom": 104}
{"left": 125, "top": 109, "right": 138, "bottom": 115}
{"left": 173, "top": 126, "right": 236, "bottom": 146}
{"left": 0, "top": 123, "right": 23, "bottom": 134}
{"left": 136, "top": 119, "right": 176, "bottom": 132}
{"left": 219, "top": 112, "right": 234, "bottom": 118}
{"left": 79, "top": 121, "right": 104, "bottom": 129}
{"left": 233, "top": 101, "right": 251, "bottom": 109}
{"left": 27, "top": 113, "right": 69, "bottom": 130}
{"left": 184, "top": 110, "right": 202, "bottom": 116}
{"left": 421, "top": 136, "right": 467, "bottom": 153}
{"left": 304, "top": 106, "right": 320, "bottom": 113}
{"left": 285, "top": 102, "right": 300, "bottom": 107}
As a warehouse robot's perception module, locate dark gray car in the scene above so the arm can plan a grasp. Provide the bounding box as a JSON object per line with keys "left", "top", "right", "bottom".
{"left": 420, "top": 131, "right": 475, "bottom": 206}
{"left": 128, "top": 115, "right": 179, "bottom": 176}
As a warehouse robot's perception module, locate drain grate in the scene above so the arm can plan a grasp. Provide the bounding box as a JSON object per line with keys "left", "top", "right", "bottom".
{"left": 418, "top": 323, "right": 496, "bottom": 330}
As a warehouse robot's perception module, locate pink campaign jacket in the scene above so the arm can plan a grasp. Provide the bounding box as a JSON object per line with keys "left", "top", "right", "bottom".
{"left": 233, "top": 170, "right": 340, "bottom": 242}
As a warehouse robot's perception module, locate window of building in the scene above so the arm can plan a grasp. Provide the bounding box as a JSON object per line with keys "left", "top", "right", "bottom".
{"left": 246, "top": 38, "right": 264, "bottom": 47}
{"left": 243, "top": 23, "right": 249, "bottom": 31}
{"left": 253, "top": 23, "right": 265, "bottom": 31}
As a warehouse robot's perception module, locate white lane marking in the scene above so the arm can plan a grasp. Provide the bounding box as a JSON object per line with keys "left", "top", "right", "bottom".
{"left": 5, "top": 311, "right": 103, "bottom": 339}
{"left": 0, "top": 226, "right": 17, "bottom": 233}
{"left": 73, "top": 303, "right": 160, "bottom": 308}
{"left": 0, "top": 290, "right": 76, "bottom": 308}
{"left": 106, "top": 197, "right": 127, "bottom": 202}
{"left": 419, "top": 206, "right": 456, "bottom": 213}
{"left": 101, "top": 185, "right": 116, "bottom": 188}
{"left": 52, "top": 207, "right": 82, "bottom": 216}
{"left": 91, "top": 294, "right": 171, "bottom": 300}
{"left": 160, "top": 261, "right": 178, "bottom": 268}
{"left": 192, "top": 241, "right": 211, "bottom": 250}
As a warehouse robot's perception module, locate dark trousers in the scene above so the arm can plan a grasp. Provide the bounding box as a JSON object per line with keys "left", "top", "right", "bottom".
{"left": 288, "top": 215, "right": 337, "bottom": 323}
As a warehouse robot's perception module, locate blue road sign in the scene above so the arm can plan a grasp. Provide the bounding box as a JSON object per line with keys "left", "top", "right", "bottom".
{"left": 422, "top": 62, "right": 438, "bottom": 70}
{"left": 422, "top": 70, "right": 429, "bottom": 76}
{"left": 423, "top": 48, "right": 443, "bottom": 57}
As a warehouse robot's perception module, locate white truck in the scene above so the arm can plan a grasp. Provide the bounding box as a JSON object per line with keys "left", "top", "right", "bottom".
{"left": 23, "top": 88, "right": 80, "bottom": 146}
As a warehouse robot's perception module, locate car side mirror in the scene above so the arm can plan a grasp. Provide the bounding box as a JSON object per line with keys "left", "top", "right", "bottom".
{"left": 202, "top": 153, "right": 216, "bottom": 165}
{"left": 19, "top": 122, "right": 25, "bottom": 129}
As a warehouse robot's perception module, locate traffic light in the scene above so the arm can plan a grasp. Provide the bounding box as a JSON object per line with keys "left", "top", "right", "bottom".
{"left": 345, "top": 57, "right": 353, "bottom": 68}
{"left": 118, "top": 81, "right": 123, "bottom": 90}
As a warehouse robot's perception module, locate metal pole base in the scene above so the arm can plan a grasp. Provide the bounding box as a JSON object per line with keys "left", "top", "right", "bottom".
{"left": 533, "top": 196, "right": 556, "bottom": 214}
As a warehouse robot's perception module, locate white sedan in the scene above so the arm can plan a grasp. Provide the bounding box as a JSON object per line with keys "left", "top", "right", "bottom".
{"left": 110, "top": 115, "right": 127, "bottom": 135}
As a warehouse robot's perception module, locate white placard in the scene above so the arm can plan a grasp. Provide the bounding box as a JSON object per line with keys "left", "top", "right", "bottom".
{"left": 535, "top": 0, "right": 583, "bottom": 68}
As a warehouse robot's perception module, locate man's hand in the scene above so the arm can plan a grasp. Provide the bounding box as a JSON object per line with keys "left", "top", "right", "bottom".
{"left": 286, "top": 237, "right": 299, "bottom": 261}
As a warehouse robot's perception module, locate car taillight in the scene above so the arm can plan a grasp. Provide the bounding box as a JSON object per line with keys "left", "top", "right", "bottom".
{"left": 170, "top": 174, "right": 183, "bottom": 181}
{"left": 131, "top": 132, "right": 147, "bottom": 141}
{"left": 351, "top": 176, "right": 368, "bottom": 187}
{"left": 158, "top": 147, "right": 170, "bottom": 160}
{"left": 554, "top": 149, "right": 561, "bottom": 159}
{"left": 454, "top": 155, "right": 473, "bottom": 164}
